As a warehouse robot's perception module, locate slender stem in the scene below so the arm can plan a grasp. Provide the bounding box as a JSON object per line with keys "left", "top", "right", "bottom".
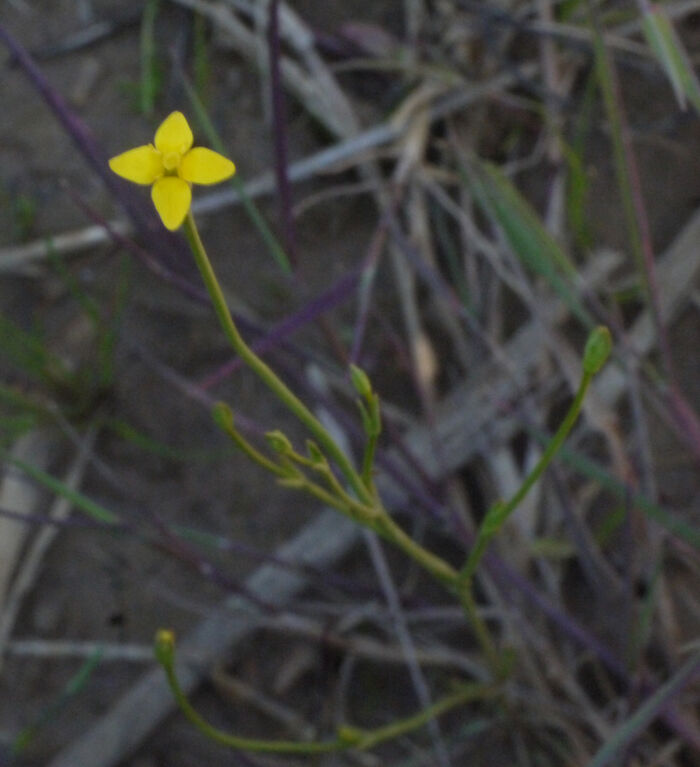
{"left": 213, "top": 404, "right": 288, "bottom": 478}
{"left": 311, "top": 460, "right": 378, "bottom": 521}
{"left": 453, "top": 371, "right": 595, "bottom": 671}
{"left": 351, "top": 681, "right": 499, "bottom": 749}
{"left": 157, "top": 633, "right": 494, "bottom": 754}
{"left": 161, "top": 660, "right": 341, "bottom": 754}
{"left": 279, "top": 465, "right": 373, "bottom": 518}
{"left": 183, "top": 212, "right": 369, "bottom": 505}
{"left": 504, "top": 372, "right": 592, "bottom": 516}
{"left": 361, "top": 430, "right": 379, "bottom": 491}
{"left": 459, "top": 371, "right": 593, "bottom": 586}
{"left": 458, "top": 585, "right": 501, "bottom": 674}
{"left": 184, "top": 212, "right": 459, "bottom": 591}
{"left": 373, "top": 512, "right": 459, "bottom": 587}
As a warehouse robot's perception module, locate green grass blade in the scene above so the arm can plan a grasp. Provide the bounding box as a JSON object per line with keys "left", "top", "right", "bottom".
{"left": 181, "top": 73, "right": 292, "bottom": 274}
{"left": 0, "top": 312, "right": 72, "bottom": 387}
{"left": 463, "top": 158, "right": 594, "bottom": 327}
{"left": 12, "top": 647, "right": 103, "bottom": 756}
{"left": 193, "top": 11, "right": 210, "bottom": 104}
{"left": 140, "top": 0, "right": 161, "bottom": 116}
{"left": 530, "top": 430, "right": 700, "bottom": 547}
{"left": 642, "top": 4, "right": 700, "bottom": 115}
{"left": 106, "top": 418, "right": 235, "bottom": 463}
{"left": 3, "top": 452, "right": 120, "bottom": 525}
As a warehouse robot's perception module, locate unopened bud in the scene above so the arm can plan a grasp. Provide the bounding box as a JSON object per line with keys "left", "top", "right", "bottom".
{"left": 212, "top": 401, "right": 234, "bottom": 430}
{"left": 349, "top": 364, "right": 372, "bottom": 399}
{"left": 265, "top": 430, "right": 293, "bottom": 454}
{"left": 154, "top": 629, "right": 175, "bottom": 667}
{"left": 583, "top": 326, "right": 612, "bottom": 375}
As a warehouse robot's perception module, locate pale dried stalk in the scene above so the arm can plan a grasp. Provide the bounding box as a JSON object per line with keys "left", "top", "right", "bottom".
{"left": 0, "top": 425, "right": 98, "bottom": 674}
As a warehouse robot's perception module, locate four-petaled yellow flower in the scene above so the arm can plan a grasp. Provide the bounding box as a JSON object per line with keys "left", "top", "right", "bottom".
{"left": 109, "top": 111, "right": 235, "bottom": 231}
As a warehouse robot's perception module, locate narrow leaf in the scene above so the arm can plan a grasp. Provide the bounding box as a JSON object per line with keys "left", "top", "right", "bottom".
{"left": 464, "top": 159, "right": 593, "bottom": 327}
{"left": 642, "top": 4, "right": 700, "bottom": 115}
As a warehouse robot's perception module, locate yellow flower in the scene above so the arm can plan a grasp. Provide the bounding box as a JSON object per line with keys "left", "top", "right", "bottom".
{"left": 109, "top": 111, "right": 235, "bottom": 231}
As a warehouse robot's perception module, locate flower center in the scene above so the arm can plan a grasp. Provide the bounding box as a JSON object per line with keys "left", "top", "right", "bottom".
{"left": 162, "top": 151, "right": 181, "bottom": 172}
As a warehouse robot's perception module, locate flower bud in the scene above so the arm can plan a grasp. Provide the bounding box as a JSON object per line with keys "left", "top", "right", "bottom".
{"left": 212, "top": 401, "right": 234, "bottom": 431}
{"left": 349, "top": 364, "right": 372, "bottom": 399}
{"left": 305, "top": 440, "right": 326, "bottom": 466}
{"left": 583, "top": 326, "right": 612, "bottom": 375}
{"left": 265, "top": 430, "right": 293, "bottom": 454}
{"left": 154, "top": 629, "right": 176, "bottom": 667}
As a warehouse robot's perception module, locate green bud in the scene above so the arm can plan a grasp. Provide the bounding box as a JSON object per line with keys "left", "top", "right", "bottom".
{"left": 349, "top": 364, "right": 372, "bottom": 399}
{"left": 265, "top": 430, "right": 293, "bottom": 454}
{"left": 154, "top": 629, "right": 176, "bottom": 667}
{"left": 305, "top": 440, "right": 326, "bottom": 466}
{"left": 212, "top": 401, "right": 234, "bottom": 431}
{"left": 583, "top": 326, "right": 612, "bottom": 375}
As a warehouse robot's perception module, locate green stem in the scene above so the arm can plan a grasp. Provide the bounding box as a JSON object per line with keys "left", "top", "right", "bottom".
{"left": 458, "top": 586, "right": 501, "bottom": 673}
{"left": 161, "top": 659, "right": 341, "bottom": 754}
{"left": 459, "top": 370, "right": 594, "bottom": 587}
{"left": 156, "top": 632, "right": 494, "bottom": 754}
{"left": 373, "top": 512, "right": 459, "bottom": 587}
{"left": 361, "top": 429, "right": 379, "bottom": 492}
{"left": 212, "top": 403, "right": 288, "bottom": 478}
{"left": 501, "top": 371, "right": 592, "bottom": 521}
{"left": 350, "top": 680, "right": 499, "bottom": 749}
{"left": 183, "top": 212, "right": 368, "bottom": 505}
{"left": 184, "top": 212, "right": 460, "bottom": 591}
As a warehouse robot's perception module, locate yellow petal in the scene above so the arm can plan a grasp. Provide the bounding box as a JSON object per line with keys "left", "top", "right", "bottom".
{"left": 108, "top": 145, "right": 163, "bottom": 185}
{"left": 151, "top": 177, "right": 192, "bottom": 231}
{"left": 154, "top": 111, "right": 193, "bottom": 156}
{"left": 179, "top": 147, "right": 236, "bottom": 185}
